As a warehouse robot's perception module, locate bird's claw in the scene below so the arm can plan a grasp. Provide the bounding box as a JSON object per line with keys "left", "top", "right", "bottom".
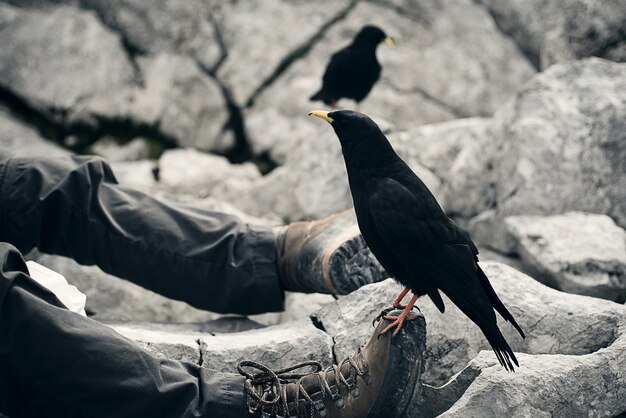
{"left": 377, "top": 312, "right": 420, "bottom": 338}
{"left": 372, "top": 305, "right": 421, "bottom": 327}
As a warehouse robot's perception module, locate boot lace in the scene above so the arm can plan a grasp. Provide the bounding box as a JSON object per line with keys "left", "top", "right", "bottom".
{"left": 237, "top": 348, "right": 372, "bottom": 417}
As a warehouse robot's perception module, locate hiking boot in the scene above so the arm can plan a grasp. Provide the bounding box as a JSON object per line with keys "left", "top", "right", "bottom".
{"left": 277, "top": 210, "right": 386, "bottom": 294}
{"left": 238, "top": 310, "right": 426, "bottom": 417}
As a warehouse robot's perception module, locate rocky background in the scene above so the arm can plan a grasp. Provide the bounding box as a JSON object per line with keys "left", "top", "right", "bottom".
{"left": 1, "top": 0, "right": 626, "bottom": 416}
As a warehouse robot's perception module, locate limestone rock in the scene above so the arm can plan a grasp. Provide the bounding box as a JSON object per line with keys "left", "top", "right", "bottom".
{"left": 0, "top": 4, "right": 135, "bottom": 111}
{"left": 90, "top": 137, "right": 150, "bottom": 162}
{"left": 0, "top": 109, "right": 68, "bottom": 157}
{"left": 81, "top": 53, "right": 230, "bottom": 151}
{"left": 158, "top": 148, "right": 261, "bottom": 198}
{"left": 78, "top": 0, "right": 222, "bottom": 70}
{"left": 110, "top": 160, "right": 158, "bottom": 192}
{"left": 200, "top": 319, "right": 334, "bottom": 372}
{"left": 505, "top": 212, "right": 626, "bottom": 302}
{"left": 387, "top": 117, "right": 491, "bottom": 190}
{"left": 443, "top": 58, "right": 626, "bottom": 234}
{"left": 314, "top": 262, "right": 625, "bottom": 387}
{"left": 246, "top": 0, "right": 535, "bottom": 162}
{"left": 251, "top": 292, "right": 336, "bottom": 326}
{"left": 436, "top": 337, "right": 626, "bottom": 417}
{"left": 476, "top": 0, "right": 626, "bottom": 69}
{"left": 223, "top": 126, "right": 442, "bottom": 221}
{"left": 111, "top": 322, "right": 203, "bottom": 364}
{"left": 130, "top": 54, "right": 229, "bottom": 151}
{"left": 215, "top": 0, "right": 353, "bottom": 105}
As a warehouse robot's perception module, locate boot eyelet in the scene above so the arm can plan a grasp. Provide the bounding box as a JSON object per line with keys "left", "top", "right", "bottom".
{"left": 334, "top": 397, "right": 345, "bottom": 409}
{"left": 363, "top": 372, "right": 373, "bottom": 386}
{"left": 314, "top": 399, "right": 327, "bottom": 417}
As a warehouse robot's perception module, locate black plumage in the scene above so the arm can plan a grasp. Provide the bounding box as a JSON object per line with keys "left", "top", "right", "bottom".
{"left": 309, "top": 110, "right": 526, "bottom": 372}
{"left": 310, "top": 25, "right": 393, "bottom": 108}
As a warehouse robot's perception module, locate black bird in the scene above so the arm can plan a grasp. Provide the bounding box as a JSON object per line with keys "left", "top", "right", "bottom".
{"left": 309, "top": 110, "right": 526, "bottom": 372}
{"left": 310, "top": 25, "right": 394, "bottom": 109}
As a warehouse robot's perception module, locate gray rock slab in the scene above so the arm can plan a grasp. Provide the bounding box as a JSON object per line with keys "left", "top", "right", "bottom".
{"left": 436, "top": 335, "right": 626, "bottom": 417}
{"left": 78, "top": 0, "right": 222, "bottom": 70}
{"left": 0, "top": 4, "right": 135, "bottom": 111}
{"left": 314, "top": 262, "right": 625, "bottom": 387}
{"left": 215, "top": 0, "right": 353, "bottom": 105}
{"left": 158, "top": 148, "right": 260, "bottom": 198}
{"left": 221, "top": 123, "right": 442, "bottom": 221}
{"left": 80, "top": 53, "right": 230, "bottom": 151}
{"left": 0, "top": 108, "right": 68, "bottom": 157}
{"left": 245, "top": 0, "right": 535, "bottom": 162}
{"left": 110, "top": 159, "right": 159, "bottom": 192}
{"left": 90, "top": 137, "right": 150, "bottom": 162}
{"left": 110, "top": 322, "right": 203, "bottom": 364}
{"left": 200, "top": 319, "right": 334, "bottom": 373}
{"left": 505, "top": 212, "right": 626, "bottom": 302}
{"left": 102, "top": 262, "right": 626, "bottom": 416}
{"left": 476, "top": 0, "right": 626, "bottom": 70}
{"left": 387, "top": 117, "right": 492, "bottom": 201}
{"left": 443, "top": 58, "right": 626, "bottom": 233}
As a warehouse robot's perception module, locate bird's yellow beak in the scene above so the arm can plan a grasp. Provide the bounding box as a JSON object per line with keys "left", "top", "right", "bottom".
{"left": 308, "top": 110, "right": 333, "bottom": 123}
{"left": 384, "top": 37, "right": 396, "bottom": 47}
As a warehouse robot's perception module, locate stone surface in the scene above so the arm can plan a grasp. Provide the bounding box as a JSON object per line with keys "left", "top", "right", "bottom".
{"left": 78, "top": 0, "right": 222, "bottom": 70}
{"left": 251, "top": 292, "right": 336, "bottom": 326}
{"left": 476, "top": 0, "right": 626, "bottom": 69}
{"left": 0, "top": 108, "right": 68, "bottom": 157}
{"left": 90, "top": 137, "right": 149, "bottom": 162}
{"left": 111, "top": 322, "right": 203, "bottom": 364}
{"left": 215, "top": 0, "right": 353, "bottom": 105}
{"left": 222, "top": 123, "right": 443, "bottom": 221}
{"left": 314, "top": 262, "right": 625, "bottom": 387}
{"left": 105, "top": 262, "right": 626, "bottom": 416}
{"left": 435, "top": 335, "right": 626, "bottom": 417}
{"left": 0, "top": 4, "right": 135, "bottom": 111}
{"left": 132, "top": 53, "right": 229, "bottom": 151}
{"left": 158, "top": 148, "right": 261, "bottom": 198}
{"left": 80, "top": 53, "right": 230, "bottom": 151}
{"left": 505, "top": 212, "right": 626, "bottom": 302}
{"left": 387, "top": 117, "right": 491, "bottom": 192}
{"left": 200, "top": 319, "right": 334, "bottom": 372}
{"left": 443, "top": 58, "right": 626, "bottom": 234}
{"left": 110, "top": 159, "right": 159, "bottom": 191}
{"left": 246, "top": 0, "right": 535, "bottom": 162}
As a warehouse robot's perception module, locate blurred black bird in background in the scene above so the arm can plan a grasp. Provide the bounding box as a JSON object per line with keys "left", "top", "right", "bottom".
{"left": 309, "top": 110, "right": 526, "bottom": 372}
{"left": 310, "top": 25, "right": 394, "bottom": 109}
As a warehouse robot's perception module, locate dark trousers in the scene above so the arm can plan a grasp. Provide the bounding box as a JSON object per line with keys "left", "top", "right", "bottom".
{"left": 0, "top": 155, "right": 287, "bottom": 417}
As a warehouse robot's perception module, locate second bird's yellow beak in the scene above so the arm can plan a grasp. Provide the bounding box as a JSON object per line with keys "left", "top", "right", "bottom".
{"left": 308, "top": 110, "right": 334, "bottom": 123}
{"left": 384, "top": 37, "right": 396, "bottom": 47}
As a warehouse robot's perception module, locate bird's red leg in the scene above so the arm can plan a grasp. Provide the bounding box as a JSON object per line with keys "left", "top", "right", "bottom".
{"left": 380, "top": 293, "right": 419, "bottom": 336}
{"left": 373, "top": 287, "right": 412, "bottom": 326}
{"left": 391, "top": 287, "right": 411, "bottom": 308}
{"left": 330, "top": 100, "right": 338, "bottom": 109}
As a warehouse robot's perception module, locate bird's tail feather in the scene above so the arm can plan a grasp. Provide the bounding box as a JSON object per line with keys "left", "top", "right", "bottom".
{"left": 310, "top": 89, "right": 333, "bottom": 105}
{"left": 484, "top": 325, "right": 519, "bottom": 372}
{"left": 477, "top": 266, "right": 526, "bottom": 339}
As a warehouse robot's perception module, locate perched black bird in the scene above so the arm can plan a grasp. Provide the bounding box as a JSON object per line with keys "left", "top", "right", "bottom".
{"left": 310, "top": 25, "right": 394, "bottom": 109}
{"left": 309, "top": 110, "right": 526, "bottom": 372}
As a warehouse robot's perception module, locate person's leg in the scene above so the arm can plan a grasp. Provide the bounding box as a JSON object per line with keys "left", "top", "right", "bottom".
{"left": 0, "top": 155, "right": 386, "bottom": 315}
{"left": 0, "top": 242, "right": 246, "bottom": 418}
{"left": 0, "top": 242, "right": 424, "bottom": 418}
{"left": 0, "top": 155, "right": 282, "bottom": 315}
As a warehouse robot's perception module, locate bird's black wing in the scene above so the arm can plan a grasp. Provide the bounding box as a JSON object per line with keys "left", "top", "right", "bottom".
{"left": 368, "top": 177, "right": 520, "bottom": 370}
{"left": 322, "top": 48, "right": 357, "bottom": 94}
